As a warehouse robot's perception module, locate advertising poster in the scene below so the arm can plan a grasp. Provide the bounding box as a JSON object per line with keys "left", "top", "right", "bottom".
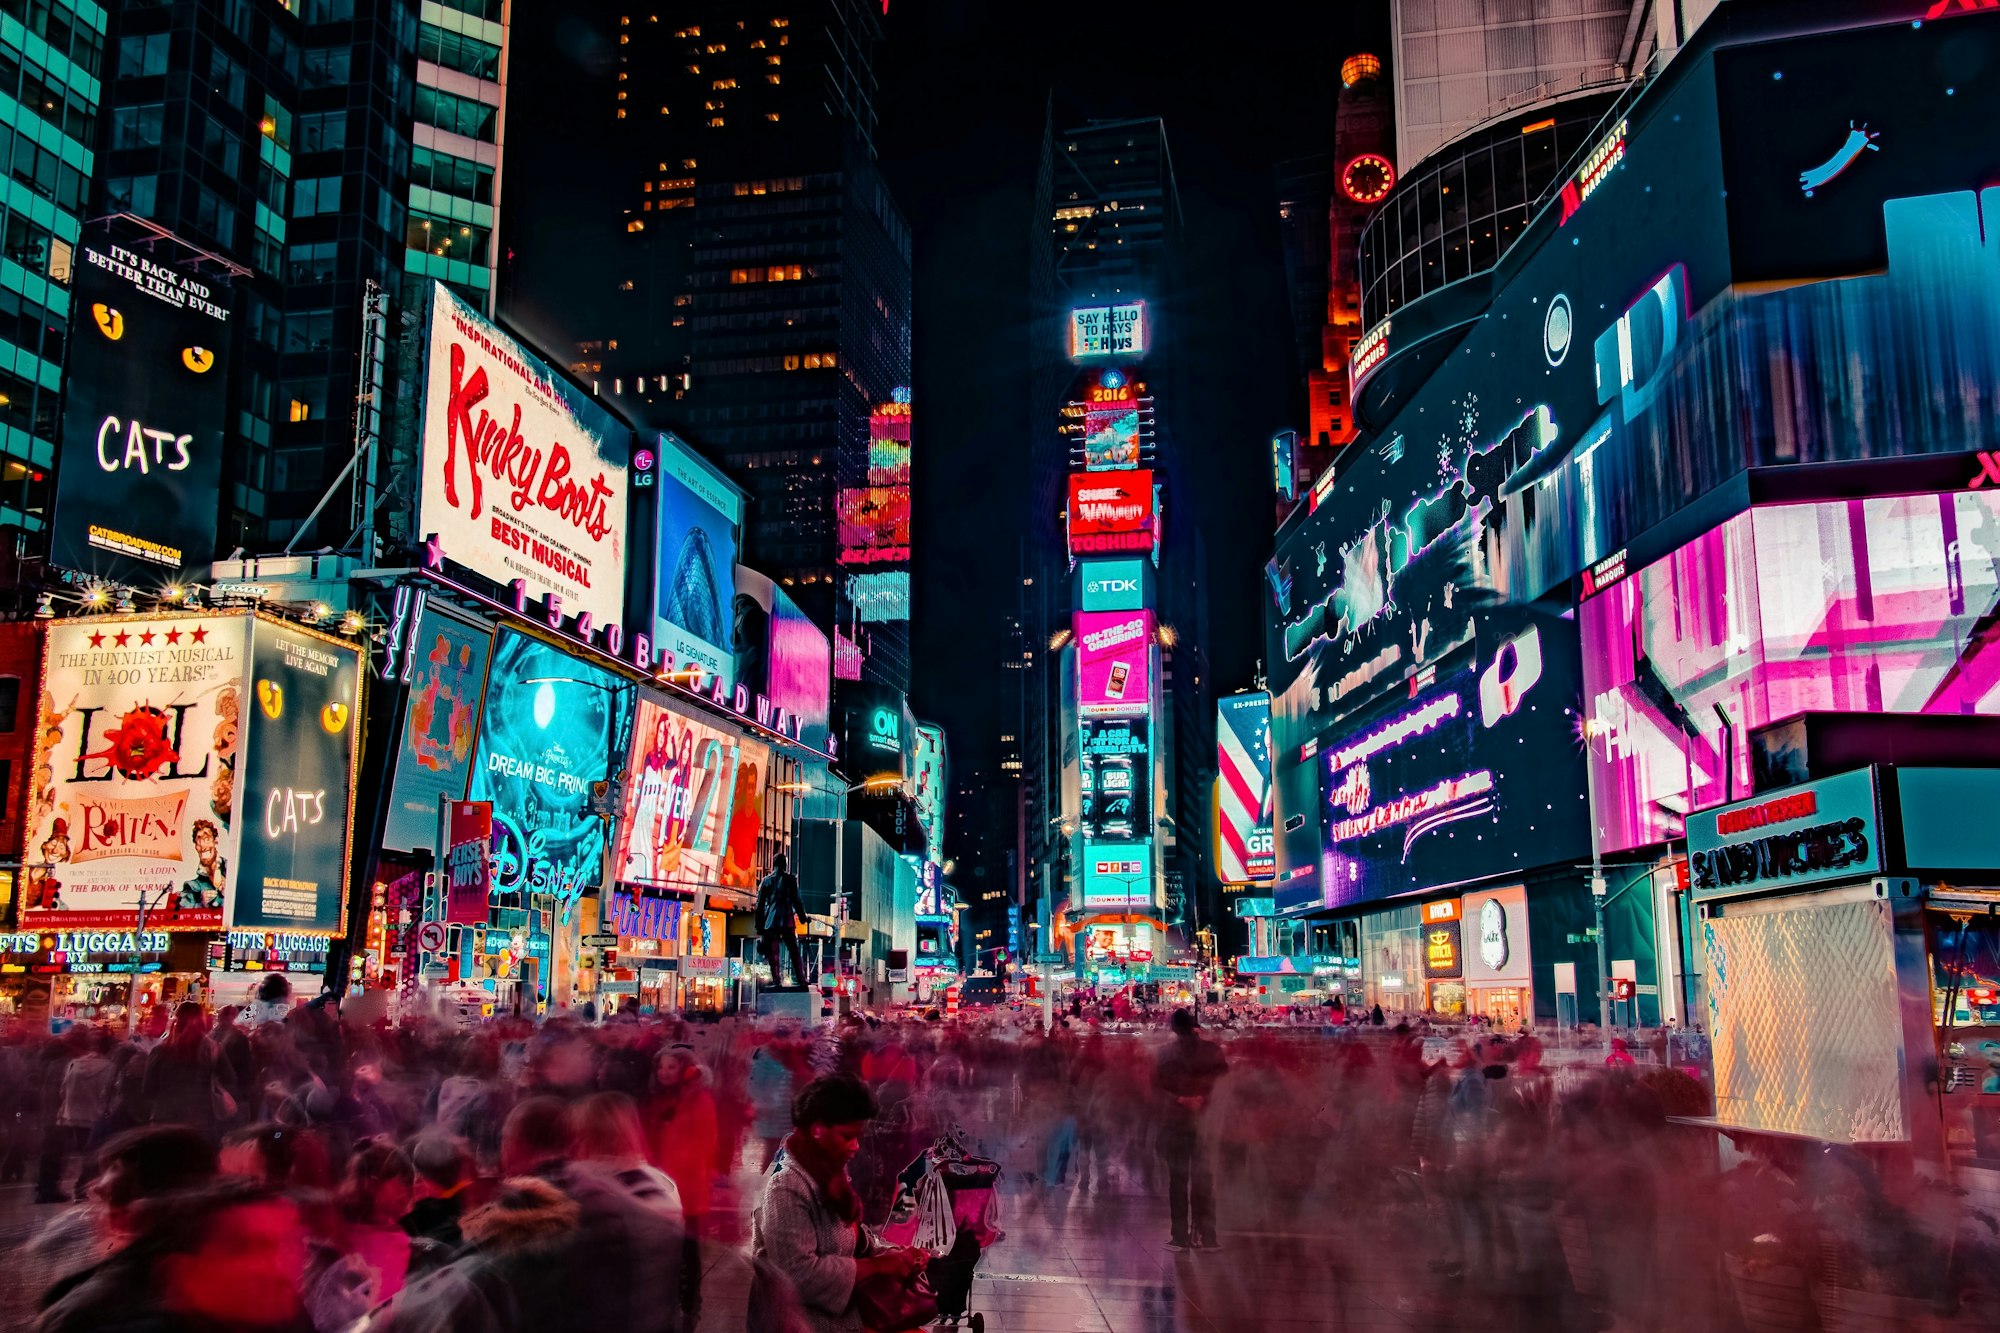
{"left": 1070, "top": 303, "right": 1146, "bottom": 359}
{"left": 468, "top": 631, "right": 626, "bottom": 905}
{"left": 838, "top": 400, "right": 913, "bottom": 563}
{"left": 1083, "top": 840, "right": 1154, "bottom": 909}
{"left": 841, "top": 681, "right": 909, "bottom": 784}
{"left": 1083, "top": 405, "right": 1141, "bottom": 470}
{"left": 1067, "top": 470, "right": 1155, "bottom": 556}
{"left": 443, "top": 800, "right": 492, "bottom": 925}
{"left": 381, "top": 601, "right": 492, "bottom": 854}
{"left": 1080, "top": 718, "right": 1148, "bottom": 842}
{"left": 850, "top": 572, "right": 911, "bottom": 623}
{"left": 1318, "top": 617, "right": 1587, "bottom": 908}
{"left": 230, "top": 620, "right": 361, "bottom": 933}
{"left": 731, "top": 565, "right": 833, "bottom": 754}
{"left": 1076, "top": 610, "right": 1153, "bottom": 715}
{"left": 1216, "top": 692, "right": 1275, "bottom": 883}
{"left": 49, "top": 227, "right": 233, "bottom": 581}
{"left": 1079, "top": 557, "right": 1148, "bottom": 612}
{"left": 614, "top": 692, "right": 770, "bottom": 895}
{"left": 912, "top": 722, "right": 946, "bottom": 865}
{"left": 1461, "top": 884, "right": 1533, "bottom": 988}
{"left": 418, "top": 283, "right": 631, "bottom": 628}
{"left": 655, "top": 432, "right": 743, "bottom": 690}
{"left": 24, "top": 614, "right": 250, "bottom": 930}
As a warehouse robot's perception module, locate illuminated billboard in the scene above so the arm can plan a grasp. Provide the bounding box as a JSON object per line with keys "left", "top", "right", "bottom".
{"left": 418, "top": 284, "right": 631, "bottom": 629}
{"left": 850, "top": 571, "right": 911, "bottom": 623}
{"left": 839, "top": 400, "right": 912, "bottom": 563}
{"left": 1083, "top": 406, "right": 1141, "bottom": 470}
{"left": 468, "top": 631, "right": 625, "bottom": 907}
{"left": 49, "top": 226, "right": 233, "bottom": 581}
{"left": 1318, "top": 616, "right": 1588, "bottom": 909}
{"left": 1083, "top": 840, "right": 1153, "bottom": 909}
{"left": 1583, "top": 492, "right": 2000, "bottom": 855}
{"left": 612, "top": 691, "right": 770, "bottom": 896}
{"left": 1070, "top": 303, "right": 1146, "bottom": 359}
{"left": 1216, "top": 693, "right": 1275, "bottom": 884}
{"left": 655, "top": 432, "right": 743, "bottom": 691}
{"left": 732, "top": 566, "right": 833, "bottom": 755}
{"left": 1068, "top": 471, "right": 1155, "bottom": 556}
{"left": 1076, "top": 610, "right": 1153, "bottom": 716}
{"left": 1079, "top": 557, "right": 1149, "bottom": 612}
{"left": 1080, "top": 718, "right": 1149, "bottom": 842}
{"left": 912, "top": 722, "right": 946, "bottom": 866}
{"left": 380, "top": 599, "right": 492, "bottom": 854}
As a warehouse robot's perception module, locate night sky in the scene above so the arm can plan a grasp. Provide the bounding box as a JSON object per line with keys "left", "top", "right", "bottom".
{"left": 881, "top": 0, "right": 1386, "bottom": 775}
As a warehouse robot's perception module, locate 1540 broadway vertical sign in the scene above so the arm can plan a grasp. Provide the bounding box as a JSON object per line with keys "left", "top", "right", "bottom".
{"left": 418, "top": 284, "right": 630, "bottom": 630}
{"left": 49, "top": 229, "right": 233, "bottom": 581}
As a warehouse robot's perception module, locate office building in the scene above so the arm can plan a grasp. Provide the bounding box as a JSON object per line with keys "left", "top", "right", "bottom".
{"left": 503, "top": 0, "right": 912, "bottom": 690}
{"left": 0, "top": 0, "right": 104, "bottom": 537}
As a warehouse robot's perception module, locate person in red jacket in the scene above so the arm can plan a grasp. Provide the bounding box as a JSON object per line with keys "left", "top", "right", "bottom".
{"left": 650, "top": 1044, "right": 718, "bottom": 1324}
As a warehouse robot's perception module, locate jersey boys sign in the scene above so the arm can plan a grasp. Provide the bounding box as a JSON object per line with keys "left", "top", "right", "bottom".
{"left": 419, "top": 284, "right": 631, "bottom": 630}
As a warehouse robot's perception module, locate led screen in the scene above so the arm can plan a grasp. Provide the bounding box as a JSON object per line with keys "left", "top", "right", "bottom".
{"left": 1318, "top": 616, "right": 1589, "bottom": 909}
{"left": 732, "top": 565, "right": 833, "bottom": 754}
{"left": 468, "top": 631, "right": 625, "bottom": 907}
{"left": 1068, "top": 471, "right": 1155, "bottom": 556}
{"left": 655, "top": 432, "right": 742, "bottom": 691}
{"left": 381, "top": 600, "right": 491, "bottom": 854}
{"left": 1079, "top": 557, "right": 1148, "bottom": 612}
{"left": 1084, "top": 406, "right": 1141, "bottom": 470}
{"left": 839, "top": 401, "right": 912, "bottom": 562}
{"left": 851, "top": 571, "right": 911, "bottom": 623}
{"left": 912, "top": 722, "right": 946, "bottom": 865}
{"left": 1083, "top": 840, "right": 1153, "bottom": 909}
{"left": 1216, "top": 693, "right": 1274, "bottom": 883}
{"left": 1075, "top": 610, "right": 1153, "bottom": 715}
{"left": 1080, "top": 718, "right": 1149, "bottom": 842}
{"left": 1070, "top": 303, "right": 1146, "bottom": 359}
{"left": 612, "top": 691, "right": 770, "bottom": 895}
{"left": 1582, "top": 491, "right": 2000, "bottom": 854}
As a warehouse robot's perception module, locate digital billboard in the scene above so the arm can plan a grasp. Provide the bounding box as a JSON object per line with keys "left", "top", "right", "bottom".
{"left": 912, "top": 722, "right": 946, "bottom": 866}
{"left": 1079, "top": 557, "right": 1148, "bottom": 612}
{"left": 418, "top": 283, "right": 631, "bottom": 629}
{"left": 612, "top": 691, "right": 770, "bottom": 896}
{"left": 838, "top": 400, "right": 912, "bottom": 563}
{"left": 1068, "top": 471, "right": 1155, "bottom": 556}
{"left": 49, "top": 227, "right": 233, "bottom": 581}
{"left": 732, "top": 566, "right": 833, "bottom": 755}
{"left": 24, "top": 613, "right": 252, "bottom": 930}
{"left": 850, "top": 572, "right": 911, "bottom": 623}
{"left": 468, "top": 630, "right": 626, "bottom": 906}
{"left": 1070, "top": 303, "right": 1146, "bottom": 359}
{"left": 1076, "top": 610, "right": 1152, "bottom": 716}
{"left": 1216, "top": 692, "right": 1274, "bottom": 884}
{"left": 1080, "top": 718, "right": 1148, "bottom": 842}
{"left": 655, "top": 432, "right": 742, "bottom": 690}
{"left": 1083, "top": 405, "right": 1141, "bottom": 470}
{"left": 841, "top": 681, "right": 911, "bottom": 784}
{"left": 230, "top": 621, "right": 362, "bottom": 934}
{"left": 1581, "top": 492, "right": 2000, "bottom": 854}
{"left": 381, "top": 599, "right": 492, "bottom": 854}
{"left": 1317, "top": 616, "right": 1588, "bottom": 909}
{"left": 1083, "top": 841, "right": 1153, "bottom": 909}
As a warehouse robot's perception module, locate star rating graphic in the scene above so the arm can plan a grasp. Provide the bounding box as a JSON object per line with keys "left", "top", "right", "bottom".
{"left": 87, "top": 631, "right": 103, "bottom": 648}
{"left": 113, "top": 631, "right": 129, "bottom": 647}
{"left": 139, "top": 630, "right": 155, "bottom": 646}
{"left": 165, "top": 629, "right": 181, "bottom": 645}
{"left": 77, "top": 621, "right": 212, "bottom": 650}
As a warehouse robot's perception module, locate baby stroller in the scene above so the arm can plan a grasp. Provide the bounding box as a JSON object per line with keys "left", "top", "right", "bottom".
{"left": 880, "top": 1125, "right": 1004, "bottom": 1330}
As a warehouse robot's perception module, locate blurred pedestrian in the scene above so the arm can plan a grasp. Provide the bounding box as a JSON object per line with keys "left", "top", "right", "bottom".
{"left": 1154, "top": 1008, "right": 1228, "bottom": 1251}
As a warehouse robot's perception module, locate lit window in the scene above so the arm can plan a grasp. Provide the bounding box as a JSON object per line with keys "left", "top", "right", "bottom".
{"left": 767, "top": 54, "right": 781, "bottom": 64}
{"left": 627, "top": 219, "right": 645, "bottom": 233}
{"left": 289, "top": 399, "right": 312, "bottom": 422}
{"left": 711, "top": 78, "right": 737, "bottom": 89}
{"left": 783, "top": 355, "right": 800, "bottom": 370}
{"left": 682, "top": 159, "right": 696, "bottom": 169}
{"left": 617, "top": 90, "right": 627, "bottom": 100}
{"left": 619, "top": 280, "right": 635, "bottom": 290}
{"left": 771, "top": 16, "right": 788, "bottom": 25}
{"left": 708, "top": 117, "right": 724, "bottom": 127}
{"left": 765, "top": 112, "right": 779, "bottom": 122}
{"left": 766, "top": 73, "right": 780, "bottom": 84}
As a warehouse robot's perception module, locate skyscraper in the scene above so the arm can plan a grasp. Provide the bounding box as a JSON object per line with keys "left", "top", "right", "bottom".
{"left": 85, "top": 0, "right": 508, "bottom": 555}
{"left": 503, "top": 0, "right": 912, "bottom": 689}
{"left": 0, "top": 1, "right": 105, "bottom": 538}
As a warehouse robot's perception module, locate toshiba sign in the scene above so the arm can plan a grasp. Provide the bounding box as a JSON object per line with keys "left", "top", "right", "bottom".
{"left": 1068, "top": 470, "right": 1155, "bottom": 555}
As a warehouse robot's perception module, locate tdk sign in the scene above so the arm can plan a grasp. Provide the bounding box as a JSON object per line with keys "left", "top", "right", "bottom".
{"left": 1080, "top": 557, "right": 1149, "bottom": 612}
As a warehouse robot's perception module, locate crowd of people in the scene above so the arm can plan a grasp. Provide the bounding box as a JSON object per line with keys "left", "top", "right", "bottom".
{"left": 0, "top": 988, "right": 1991, "bottom": 1332}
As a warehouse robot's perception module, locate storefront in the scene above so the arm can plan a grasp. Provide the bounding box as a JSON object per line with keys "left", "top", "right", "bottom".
{"left": 1420, "top": 899, "right": 1466, "bottom": 1016}
{"left": 0, "top": 930, "right": 213, "bottom": 1024}
{"left": 206, "top": 931, "right": 335, "bottom": 1009}
{"left": 1460, "top": 884, "right": 1534, "bottom": 1028}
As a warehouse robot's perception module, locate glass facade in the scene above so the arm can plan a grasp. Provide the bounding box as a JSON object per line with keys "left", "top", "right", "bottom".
{"left": 0, "top": 0, "right": 103, "bottom": 532}
{"left": 1356, "top": 96, "right": 1613, "bottom": 331}
{"left": 406, "top": 0, "right": 504, "bottom": 305}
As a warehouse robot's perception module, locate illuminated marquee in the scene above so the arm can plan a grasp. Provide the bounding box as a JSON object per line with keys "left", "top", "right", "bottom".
{"left": 1349, "top": 320, "right": 1391, "bottom": 393}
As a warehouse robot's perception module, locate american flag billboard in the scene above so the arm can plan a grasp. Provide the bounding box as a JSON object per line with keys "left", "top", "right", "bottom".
{"left": 1216, "top": 692, "right": 1275, "bottom": 884}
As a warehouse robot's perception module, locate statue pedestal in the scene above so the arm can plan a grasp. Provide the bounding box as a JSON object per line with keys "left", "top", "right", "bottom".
{"left": 756, "top": 987, "right": 822, "bottom": 1022}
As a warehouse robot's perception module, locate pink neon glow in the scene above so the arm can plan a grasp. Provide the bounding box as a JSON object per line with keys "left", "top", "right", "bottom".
{"left": 1582, "top": 490, "right": 2000, "bottom": 853}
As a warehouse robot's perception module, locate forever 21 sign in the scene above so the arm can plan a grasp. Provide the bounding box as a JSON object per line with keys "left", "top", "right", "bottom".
{"left": 1683, "top": 767, "right": 1882, "bottom": 903}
